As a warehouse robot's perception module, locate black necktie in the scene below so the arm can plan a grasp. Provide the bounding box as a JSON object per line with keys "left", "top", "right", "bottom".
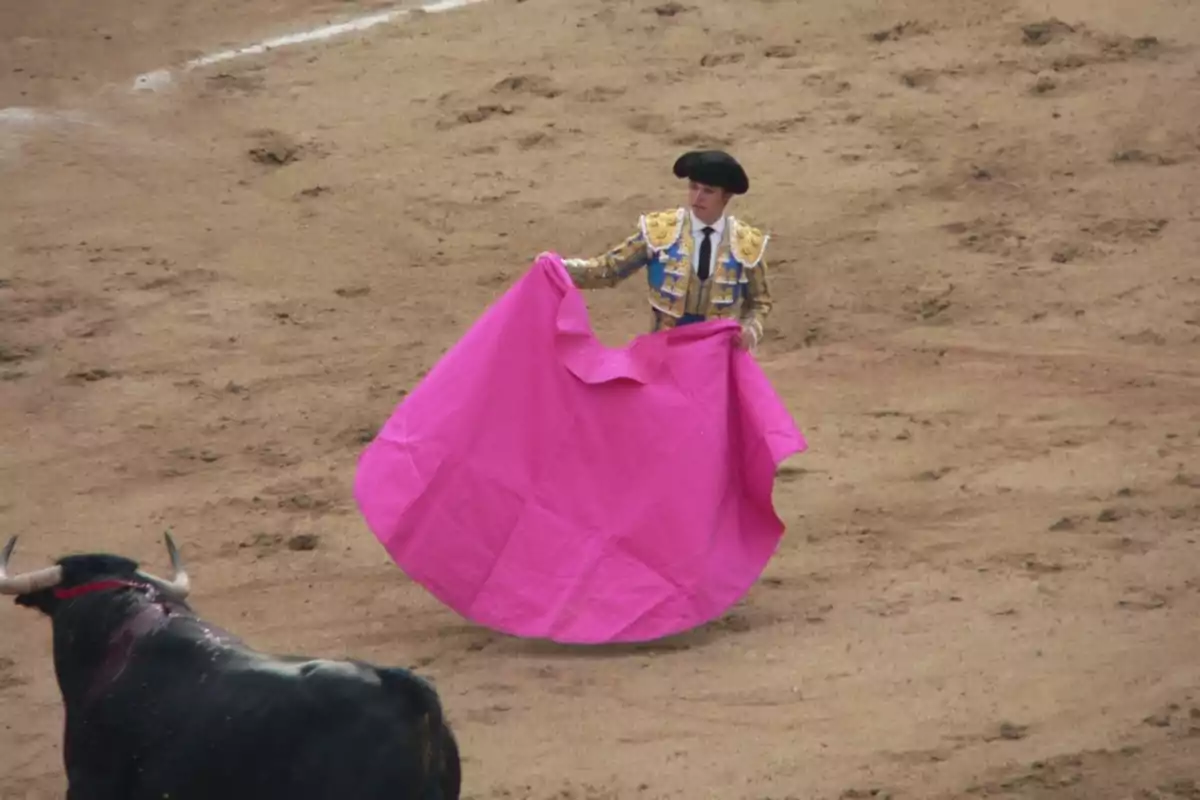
{"left": 697, "top": 226, "right": 714, "bottom": 281}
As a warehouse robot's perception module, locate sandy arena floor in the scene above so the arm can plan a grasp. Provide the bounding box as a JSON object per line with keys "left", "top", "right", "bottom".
{"left": 2, "top": 0, "right": 1199, "bottom": 797}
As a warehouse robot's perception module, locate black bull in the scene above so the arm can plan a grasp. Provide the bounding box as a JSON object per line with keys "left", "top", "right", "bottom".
{"left": 1, "top": 534, "right": 461, "bottom": 800}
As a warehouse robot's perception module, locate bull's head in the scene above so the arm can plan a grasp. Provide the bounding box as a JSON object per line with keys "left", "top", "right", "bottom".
{"left": 1, "top": 533, "right": 191, "bottom": 614}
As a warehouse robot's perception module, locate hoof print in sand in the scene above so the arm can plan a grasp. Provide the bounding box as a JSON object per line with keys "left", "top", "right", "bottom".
{"left": 651, "top": 2, "right": 689, "bottom": 17}
{"left": 337, "top": 423, "right": 380, "bottom": 447}
{"left": 699, "top": 52, "right": 744, "bottom": 68}
{"left": 246, "top": 129, "right": 305, "bottom": 166}
{"left": 205, "top": 70, "right": 265, "bottom": 95}
{"left": 66, "top": 368, "right": 116, "bottom": 383}
{"left": 438, "top": 104, "right": 517, "bottom": 129}
{"left": 0, "top": 343, "right": 36, "bottom": 364}
{"left": 0, "top": 657, "right": 28, "bottom": 692}
{"left": 899, "top": 69, "right": 938, "bottom": 89}
{"left": 516, "top": 131, "right": 554, "bottom": 151}
{"left": 239, "top": 532, "right": 321, "bottom": 557}
{"left": 1112, "top": 149, "right": 1179, "bottom": 166}
{"left": 578, "top": 85, "right": 625, "bottom": 103}
{"left": 262, "top": 477, "right": 340, "bottom": 515}
{"left": 869, "top": 20, "right": 929, "bottom": 43}
{"left": 492, "top": 74, "right": 561, "bottom": 99}
{"left": 671, "top": 131, "right": 732, "bottom": 148}
{"left": 1021, "top": 18, "right": 1076, "bottom": 46}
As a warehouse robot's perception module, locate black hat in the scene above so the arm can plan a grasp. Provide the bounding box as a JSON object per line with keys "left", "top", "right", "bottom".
{"left": 672, "top": 149, "right": 749, "bottom": 195}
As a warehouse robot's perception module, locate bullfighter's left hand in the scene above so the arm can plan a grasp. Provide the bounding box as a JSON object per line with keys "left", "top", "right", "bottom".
{"left": 739, "top": 323, "right": 760, "bottom": 351}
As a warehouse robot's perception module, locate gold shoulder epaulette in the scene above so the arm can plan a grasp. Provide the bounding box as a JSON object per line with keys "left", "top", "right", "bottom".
{"left": 729, "top": 217, "right": 770, "bottom": 267}
{"left": 639, "top": 208, "right": 686, "bottom": 251}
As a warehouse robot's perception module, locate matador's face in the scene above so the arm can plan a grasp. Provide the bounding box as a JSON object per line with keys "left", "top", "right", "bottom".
{"left": 687, "top": 181, "right": 732, "bottom": 225}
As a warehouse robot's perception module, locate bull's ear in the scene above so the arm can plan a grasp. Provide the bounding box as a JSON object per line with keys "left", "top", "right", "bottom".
{"left": 14, "top": 590, "right": 58, "bottom": 615}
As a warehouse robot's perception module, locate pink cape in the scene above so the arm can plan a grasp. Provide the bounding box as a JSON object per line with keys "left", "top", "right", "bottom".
{"left": 353, "top": 254, "right": 806, "bottom": 644}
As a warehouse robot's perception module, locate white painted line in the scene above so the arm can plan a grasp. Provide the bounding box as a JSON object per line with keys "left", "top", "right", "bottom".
{"left": 130, "top": 0, "right": 488, "bottom": 92}
{"left": 187, "top": 8, "right": 406, "bottom": 70}
{"left": 0, "top": 107, "right": 95, "bottom": 127}
{"left": 0, "top": 107, "right": 41, "bottom": 125}
{"left": 0, "top": 107, "right": 103, "bottom": 163}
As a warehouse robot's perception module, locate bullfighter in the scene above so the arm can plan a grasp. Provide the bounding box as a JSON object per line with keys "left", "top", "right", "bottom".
{"left": 547, "top": 149, "right": 773, "bottom": 350}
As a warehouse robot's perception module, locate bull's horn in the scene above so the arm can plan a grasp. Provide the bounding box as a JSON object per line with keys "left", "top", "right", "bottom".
{"left": 135, "top": 532, "right": 190, "bottom": 600}
{"left": 0, "top": 536, "right": 64, "bottom": 596}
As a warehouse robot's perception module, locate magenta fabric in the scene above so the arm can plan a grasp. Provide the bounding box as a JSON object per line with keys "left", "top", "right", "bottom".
{"left": 353, "top": 254, "right": 806, "bottom": 644}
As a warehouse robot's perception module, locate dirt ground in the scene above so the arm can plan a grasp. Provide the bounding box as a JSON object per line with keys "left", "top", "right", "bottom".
{"left": 2, "top": 0, "right": 1199, "bottom": 796}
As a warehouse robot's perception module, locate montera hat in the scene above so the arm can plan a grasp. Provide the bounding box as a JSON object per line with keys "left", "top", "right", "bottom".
{"left": 672, "top": 149, "right": 750, "bottom": 195}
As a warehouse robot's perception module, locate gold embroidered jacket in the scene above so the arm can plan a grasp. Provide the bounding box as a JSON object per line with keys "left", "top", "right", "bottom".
{"left": 562, "top": 207, "right": 773, "bottom": 340}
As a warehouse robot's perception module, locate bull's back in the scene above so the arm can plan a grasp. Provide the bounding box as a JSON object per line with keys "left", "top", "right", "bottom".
{"left": 100, "top": 651, "right": 453, "bottom": 800}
